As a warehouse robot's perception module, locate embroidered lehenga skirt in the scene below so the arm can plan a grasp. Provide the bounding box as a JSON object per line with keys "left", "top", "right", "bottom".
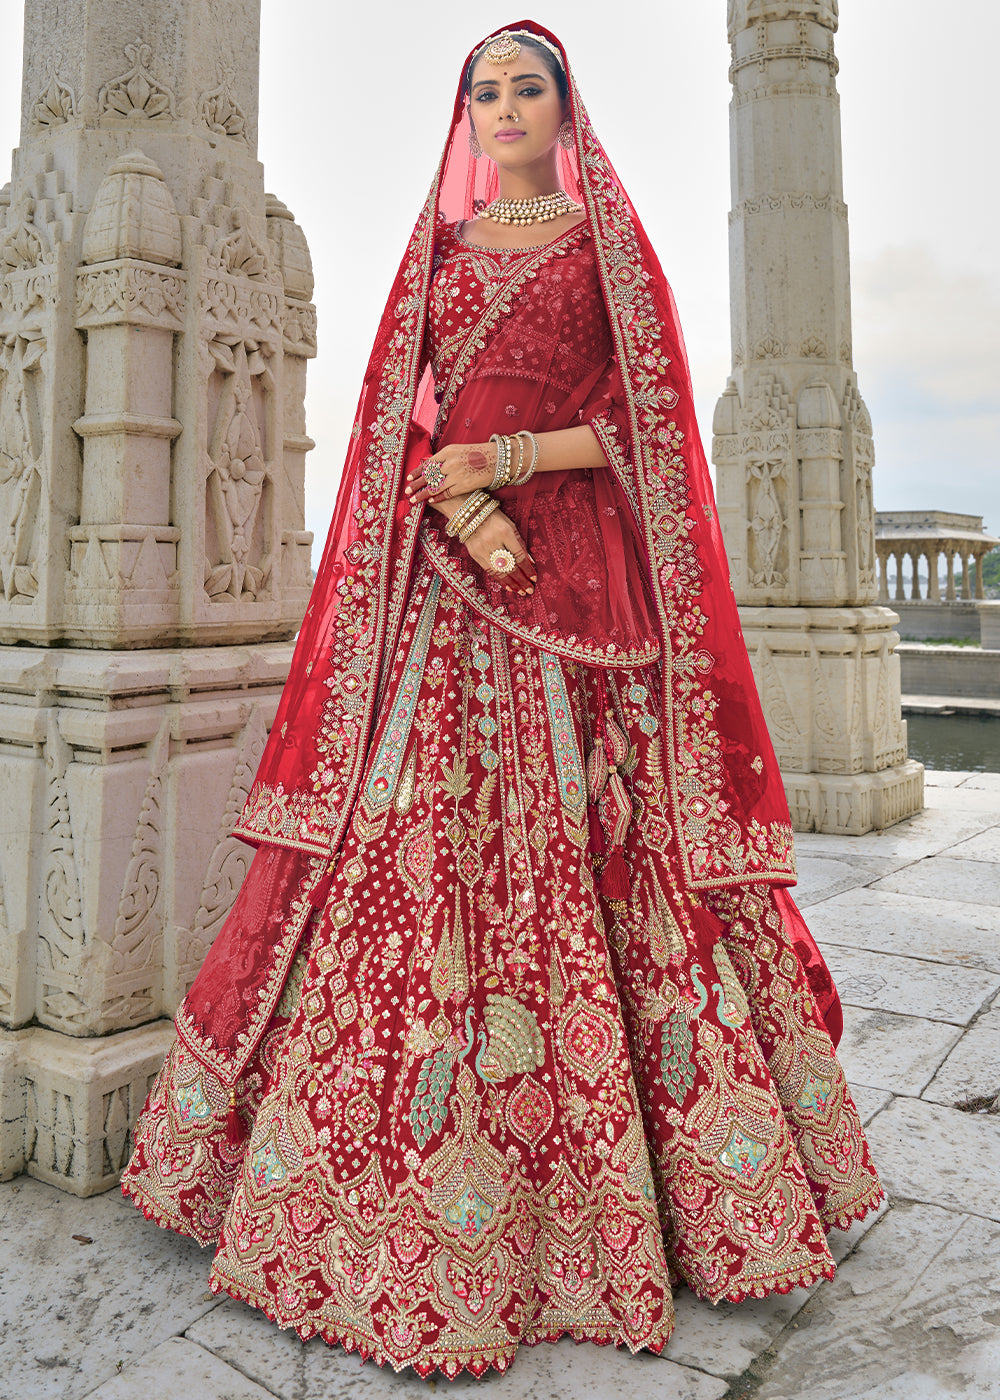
{"left": 124, "top": 552, "right": 882, "bottom": 1375}
{"left": 124, "top": 211, "right": 881, "bottom": 1375}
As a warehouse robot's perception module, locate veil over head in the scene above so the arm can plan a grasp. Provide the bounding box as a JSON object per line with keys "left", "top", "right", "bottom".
{"left": 232, "top": 19, "right": 797, "bottom": 896}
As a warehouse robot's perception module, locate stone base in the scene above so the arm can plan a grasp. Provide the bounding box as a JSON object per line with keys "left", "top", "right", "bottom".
{"left": 0, "top": 641, "right": 292, "bottom": 1038}
{"left": 0, "top": 1021, "right": 173, "bottom": 1195}
{"left": 782, "top": 760, "right": 925, "bottom": 836}
{"left": 738, "top": 604, "right": 924, "bottom": 833}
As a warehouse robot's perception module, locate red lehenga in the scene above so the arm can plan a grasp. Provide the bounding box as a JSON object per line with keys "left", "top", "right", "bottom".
{"left": 122, "top": 21, "right": 881, "bottom": 1377}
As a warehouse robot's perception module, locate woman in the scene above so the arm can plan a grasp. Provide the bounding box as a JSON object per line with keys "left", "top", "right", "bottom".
{"left": 123, "top": 21, "right": 882, "bottom": 1377}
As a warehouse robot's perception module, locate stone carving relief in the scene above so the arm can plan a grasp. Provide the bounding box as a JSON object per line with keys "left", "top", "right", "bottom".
{"left": 752, "top": 641, "right": 800, "bottom": 755}
{"left": 199, "top": 65, "right": 248, "bottom": 143}
{"left": 732, "top": 192, "right": 847, "bottom": 220}
{"left": 0, "top": 334, "right": 45, "bottom": 603}
{"left": 25, "top": 1078, "right": 77, "bottom": 1179}
{"left": 76, "top": 264, "right": 186, "bottom": 327}
{"left": 204, "top": 337, "right": 275, "bottom": 602}
{"left": 98, "top": 41, "right": 177, "bottom": 120}
{"left": 30, "top": 55, "right": 78, "bottom": 131}
{"left": 845, "top": 382, "right": 876, "bottom": 590}
{"left": 209, "top": 212, "right": 271, "bottom": 281}
{"left": 0, "top": 194, "right": 50, "bottom": 272}
{"left": 282, "top": 302, "right": 317, "bottom": 357}
{"left": 748, "top": 457, "right": 787, "bottom": 586}
{"left": 729, "top": 1, "right": 839, "bottom": 39}
{"left": 753, "top": 334, "right": 788, "bottom": 361}
{"left": 800, "top": 334, "right": 828, "bottom": 359}
{"left": 173, "top": 706, "right": 268, "bottom": 999}
{"left": 742, "top": 374, "right": 793, "bottom": 591}
{"left": 38, "top": 720, "right": 90, "bottom": 1030}
{"left": 103, "top": 726, "right": 168, "bottom": 1027}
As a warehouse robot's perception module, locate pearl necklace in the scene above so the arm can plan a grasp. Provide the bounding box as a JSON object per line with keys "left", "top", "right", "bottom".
{"left": 484, "top": 191, "right": 584, "bottom": 227}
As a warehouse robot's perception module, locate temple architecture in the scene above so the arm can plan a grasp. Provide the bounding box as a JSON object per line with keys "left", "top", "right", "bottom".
{"left": 876, "top": 510, "right": 999, "bottom": 641}
{"left": 0, "top": 0, "right": 315, "bottom": 1193}
{"left": 713, "top": 1, "right": 924, "bottom": 835}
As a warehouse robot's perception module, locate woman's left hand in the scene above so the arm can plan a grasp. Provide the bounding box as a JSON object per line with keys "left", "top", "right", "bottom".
{"left": 405, "top": 442, "right": 495, "bottom": 505}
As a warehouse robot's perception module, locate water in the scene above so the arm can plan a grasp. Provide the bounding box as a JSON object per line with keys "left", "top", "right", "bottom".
{"left": 905, "top": 712, "right": 1000, "bottom": 773}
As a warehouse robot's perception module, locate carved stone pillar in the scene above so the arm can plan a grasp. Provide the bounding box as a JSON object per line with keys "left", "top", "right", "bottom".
{"left": 714, "top": 0, "right": 922, "bottom": 834}
{"left": 0, "top": 0, "right": 315, "bottom": 1194}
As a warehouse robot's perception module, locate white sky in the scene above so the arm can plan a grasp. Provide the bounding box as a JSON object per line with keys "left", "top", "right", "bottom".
{"left": 1, "top": 2, "right": 996, "bottom": 552}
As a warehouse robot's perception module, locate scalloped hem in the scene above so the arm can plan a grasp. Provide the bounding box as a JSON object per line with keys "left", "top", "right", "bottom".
{"left": 822, "top": 1182, "right": 886, "bottom": 1234}
{"left": 208, "top": 1264, "right": 673, "bottom": 1379}
{"left": 121, "top": 1176, "right": 216, "bottom": 1249}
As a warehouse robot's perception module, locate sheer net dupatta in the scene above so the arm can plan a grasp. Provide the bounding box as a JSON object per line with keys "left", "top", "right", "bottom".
{"left": 181, "top": 20, "right": 817, "bottom": 1082}
{"left": 235, "top": 19, "right": 796, "bottom": 895}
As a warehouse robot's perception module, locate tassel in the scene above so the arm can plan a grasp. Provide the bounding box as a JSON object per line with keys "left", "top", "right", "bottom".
{"left": 226, "top": 1089, "right": 247, "bottom": 1147}
{"left": 599, "top": 845, "right": 630, "bottom": 900}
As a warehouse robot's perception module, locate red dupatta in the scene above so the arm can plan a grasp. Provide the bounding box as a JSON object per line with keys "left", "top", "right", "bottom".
{"left": 232, "top": 20, "right": 796, "bottom": 895}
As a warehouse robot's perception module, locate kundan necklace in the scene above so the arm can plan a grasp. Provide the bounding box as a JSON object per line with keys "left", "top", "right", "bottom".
{"left": 484, "top": 191, "right": 584, "bottom": 227}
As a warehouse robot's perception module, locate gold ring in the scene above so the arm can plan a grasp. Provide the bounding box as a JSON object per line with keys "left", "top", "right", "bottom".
{"left": 424, "top": 461, "right": 446, "bottom": 492}
{"left": 489, "top": 547, "right": 516, "bottom": 575}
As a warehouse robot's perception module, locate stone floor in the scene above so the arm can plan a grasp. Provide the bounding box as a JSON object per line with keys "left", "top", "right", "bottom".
{"left": 2, "top": 770, "right": 999, "bottom": 1400}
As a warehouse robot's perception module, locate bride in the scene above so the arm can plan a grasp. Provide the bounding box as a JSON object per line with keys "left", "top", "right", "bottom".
{"left": 123, "top": 21, "right": 882, "bottom": 1377}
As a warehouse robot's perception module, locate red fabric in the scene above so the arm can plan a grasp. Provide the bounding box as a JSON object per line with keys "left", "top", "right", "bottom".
{"left": 181, "top": 17, "right": 839, "bottom": 1081}
{"left": 425, "top": 220, "right": 659, "bottom": 657}
{"left": 124, "top": 566, "right": 880, "bottom": 1374}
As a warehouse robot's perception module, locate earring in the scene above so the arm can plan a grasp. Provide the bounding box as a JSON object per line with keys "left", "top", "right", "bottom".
{"left": 469, "top": 127, "right": 483, "bottom": 158}
{"left": 558, "top": 120, "right": 573, "bottom": 150}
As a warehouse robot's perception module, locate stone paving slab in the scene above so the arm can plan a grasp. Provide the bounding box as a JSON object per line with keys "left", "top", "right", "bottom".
{"left": 871, "top": 855, "right": 1000, "bottom": 905}
{"left": 837, "top": 1007, "right": 962, "bottom": 1097}
{"left": 794, "top": 806, "right": 998, "bottom": 861}
{"left": 184, "top": 1305, "right": 728, "bottom": 1400}
{"left": 0, "top": 1177, "right": 216, "bottom": 1400}
{"left": 922, "top": 1007, "right": 1000, "bottom": 1107}
{"left": 821, "top": 946, "right": 1000, "bottom": 1025}
{"left": 945, "top": 826, "right": 1000, "bottom": 862}
{"left": 749, "top": 1203, "right": 1000, "bottom": 1400}
{"left": 864, "top": 1096, "right": 1000, "bottom": 1221}
{"left": 805, "top": 886, "right": 1000, "bottom": 973}
{"left": 84, "top": 1336, "right": 279, "bottom": 1399}
{"left": 791, "top": 854, "right": 912, "bottom": 909}
{"left": 957, "top": 773, "right": 1000, "bottom": 791}
{"left": 848, "top": 1085, "right": 894, "bottom": 1125}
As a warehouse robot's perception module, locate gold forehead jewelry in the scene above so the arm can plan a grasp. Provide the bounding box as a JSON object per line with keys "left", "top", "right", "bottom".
{"left": 484, "top": 34, "right": 521, "bottom": 65}
{"left": 475, "top": 30, "right": 566, "bottom": 73}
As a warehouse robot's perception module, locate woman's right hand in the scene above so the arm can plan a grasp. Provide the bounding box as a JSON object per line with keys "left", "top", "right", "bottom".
{"left": 461, "top": 507, "right": 537, "bottom": 596}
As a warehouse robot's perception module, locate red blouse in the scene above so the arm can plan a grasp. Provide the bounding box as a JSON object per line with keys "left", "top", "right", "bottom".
{"left": 421, "top": 221, "right": 660, "bottom": 665}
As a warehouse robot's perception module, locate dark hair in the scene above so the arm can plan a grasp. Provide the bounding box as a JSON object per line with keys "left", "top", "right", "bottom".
{"left": 464, "top": 34, "right": 569, "bottom": 101}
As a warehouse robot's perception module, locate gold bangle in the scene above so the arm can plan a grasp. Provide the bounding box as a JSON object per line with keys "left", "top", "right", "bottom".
{"left": 458, "top": 497, "right": 500, "bottom": 543}
{"left": 445, "top": 489, "right": 492, "bottom": 538}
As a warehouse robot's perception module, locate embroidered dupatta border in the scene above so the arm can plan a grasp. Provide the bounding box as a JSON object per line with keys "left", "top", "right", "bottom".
{"left": 174, "top": 854, "right": 328, "bottom": 1085}
{"left": 418, "top": 526, "right": 661, "bottom": 669}
{"left": 231, "top": 187, "right": 440, "bottom": 858}
{"left": 233, "top": 34, "right": 796, "bottom": 893}
{"left": 570, "top": 87, "right": 797, "bottom": 891}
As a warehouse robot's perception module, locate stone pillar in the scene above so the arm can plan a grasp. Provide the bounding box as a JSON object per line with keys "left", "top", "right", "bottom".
{"left": 927, "top": 550, "right": 940, "bottom": 602}
{"left": 0, "top": 0, "right": 316, "bottom": 1194}
{"left": 945, "top": 548, "right": 957, "bottom": 600}
{"left": 713, "top": 1, "right": 922, "bottom": 834}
